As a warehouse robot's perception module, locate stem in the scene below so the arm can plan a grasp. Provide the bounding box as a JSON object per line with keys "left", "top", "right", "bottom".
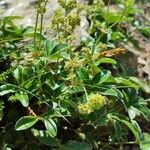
{"left": 107, "top": 7, "right": 127, "bottom": 30}
{"left": 64, "top": 0, "right": 68, "bottom": 43}
{"left": 20, "top": 71, "right": 52, "bottom": 86}
{"left": 106, "top": 0, "right": 111, "bottom": 27}
{"left": 34, "top": 11, "right": 39, "bottom": 50}
{"left": 37, "top": 65, "right": 42, "bottom": 94}
{"left": 57, "top": 24, "right": 60, "bottom": 41}
{"left": 39, "top": 14, "right": 43, "bottom": 50}
{"left": 34, "top": 0, "right": 48, "bottom": 50}
{"left": 100, "top": 141, "right": 138, "bottom": 145}
{"left": 6, "top": 83, "right": 40, "bottom": 100}
{"left": 39, "top": 0, "right": 48, "bottom": 49}
{"left": 27, "top": 107, "right": 37, "bottom": 116}
{"left": 95, "top": 3, "right": 128, "bottom": 45}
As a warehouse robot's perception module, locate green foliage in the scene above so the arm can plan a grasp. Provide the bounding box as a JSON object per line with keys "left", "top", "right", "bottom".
{"left": 63, "top": 141, "right": 92, "bottom": 150}
{"left": 44, "top": 118, "right": 57, "bottom": 137}
{"left": 51, "top": 0, "right": 80, "bottom": 44}
{"left": 0, "top": 0, "right": 150, "bottom": 149}
{"left": 0, "top": 100, "right": 4, "bottom": 121}
{"left": 0, "top": 16, "right": 31, "bottom": 61}
{"left": 15, "top": 116, "right": 38, "bottom": 131}
{"left": 140, "top": 133, "right": 150, "bottom": 150}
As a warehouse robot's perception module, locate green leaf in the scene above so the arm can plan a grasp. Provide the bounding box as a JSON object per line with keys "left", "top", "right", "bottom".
{"left": 25, "top": 32, "right": 46, "bottom": 40}
{"left": 4, "top": 16, "right": 23, "bottom": 21}
{"left": 121, "top": 120, "right": 139, "bottom": 140}
{"left": 92, "top": 72, "right": 101, "bottom": 84}
{"left": 96, "top": 58, "right": 117, "bottom": 65}
{"left": 13, "top": 66, "right": 25, "bottom": 83}
{"left": 81, "top": 36, "right": 94, "bottom": 47}
{"left": 0, "top": 89, "right": 15, "bottom": 96}
{"left": 140, "top": 133, "right": 150, "bottom": 150}
{"left": 0, "top": 84, "right": 15, "bottom": 96}
{"left": 139, "top": 27, "right": 150, "bottom": 37}
{"left": 48, "top": 52, "right": 61, "bottom": 62}
{"left": 24, "top": 79, "right": 38, "bottom": 91}
{"left": 101, "top": 10, "right": 127, "bottom": 24}
{"left": 60, "top": 99, "right": 78, "bottom": 110}
{"left": 44, "top": 118, "right": 57, "bottom": 137}
{"left": 15, "top": 92, "right": 29, "bottom": 107}
{"left": 92, "top": 70, "right": 111, "bottom": 84}
{"left": 100, "top": 88, "right": 123, "bottom": 98}
{"left": 97, "top": 115, "right": 108, "bottom": 126}
{"left": 129, "top": 77, "right": 150, "bottom": 93}
{"left": 111, "top": 120, "right": 122, "bottom": 141}
{"left": 133, "top": 103, "right": 150, "bottom": 121}
{"left": 15, "top": 116, "right": 38, "bottom": 131}
{"left": 51, "top": 43, "right": 67, "bottom": 55}
{"left": 31, "top": 129, "right": 59, "bottom": 146}
{"left": 115, "top": 77, "right": 138, "bottom": 88}
{"left": 111, "top": 31, "right": 124, "bottom": 41}
{"left": 110, "top": 114, "right": 140, "bottom": 141}
{"left": 64, "top": 141, "right": 92, "bottom": 150}
{"left": 128, "top": 106, "right": 140, "bottom": 120}
{"left": 77, "top": 68, "right": 89, "bottom": 81}
{"left": 90, "top": 86, "right": 123, "bottom": 98}
{"left": 45, "top": 40, "right": 55, "bottom": 55}
{"left": 0, "top": 100, "right": 4, "bottom": 121}
{"left": 100, "top": 70, "right": 111, "bottom": 83}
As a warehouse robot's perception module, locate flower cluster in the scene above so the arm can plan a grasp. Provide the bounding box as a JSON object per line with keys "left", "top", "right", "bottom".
{"left": 65, "top": 56, "right": 83, "bottom": 72}
{"left": 65, "top": 55, "right": 84, "bottom": 85}
{"left": 97, "top": 42, "right": 107, "bottom": 51}
{"left": 126, "top": 0, "right": 135, "bottom": 7}
{"left": 58, "top": 0, "right": 77, "bottom": 12}
{"left": 88, "top": 0, "right": 104, "bottom": 14}
{"left": 78, "top": 103, "right": 93, "bottom": 115}
{"left": 78, "top": 93, "right": 106, "bottom": 115}
{"left": 51, "top": 8, "right": 64, "bottom": 30}
{"left": 67, "top": 13, "right": 80, "bottom": 32}
{"left": 66, "top": 73, "right": 78, "bottom": 86}
{"left": 81, "top": 47, "right": 91, "bottom": 57}
{"left": 37, "top": 0, "right": 47, "bottom": 14}
{"left": 50, "top": 0, "right": 80, "bottom": 43}
{"left": 88, "top": 93, "right": 106, "bottom": 110}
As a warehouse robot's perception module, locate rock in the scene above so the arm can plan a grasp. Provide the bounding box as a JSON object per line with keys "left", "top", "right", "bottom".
{"left": 0, "top": 0, "right": 9, "bottom": 9}
{"left": 29, "top": 0, "right": 38, "bottom": 6}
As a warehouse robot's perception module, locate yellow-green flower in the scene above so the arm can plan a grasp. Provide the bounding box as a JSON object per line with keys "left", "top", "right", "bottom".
{"left": 66, "top": 73, "right": 78, "bottom": 86}
{"left": 78, "top": 103, "right": 93, "bottom": 115}
{"left": 65, "top": 56, "right": 83, "bottom": 71}
{"left": 78, "top": 93, "right": 106, "bottom": 115}
{"left": 58, "top": 0, "right": 77, "bottom": 11}
{"left": 87, "top": 93, "right": 106, "bottom": 110}
{"left": 51, "top": 8, "right": 64, "bottom": 29}
{"left": 97, "top": 42, "right": 107, "bottom": 51}
{"left": 68, "top": 13, "right": 80, "bottom": 28}
{"left": 126, "top": 0, "right": 134, "bottom": 7}
{"left": 81, "top": 47, "right": 91, "bottom": 56}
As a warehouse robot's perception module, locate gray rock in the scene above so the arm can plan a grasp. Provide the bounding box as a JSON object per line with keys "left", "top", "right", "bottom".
{"left": 29, "top": 0, "right": 38, "bottom": 6}
{"left": 0, "top": 0, "right": 9, "bottom": 9}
